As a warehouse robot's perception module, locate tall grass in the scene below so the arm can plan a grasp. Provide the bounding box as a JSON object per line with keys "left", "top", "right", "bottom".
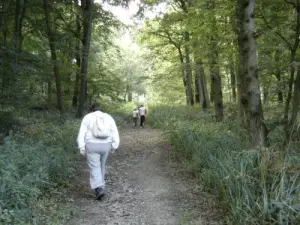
{"left": 147, "top": 104, "right": 300, "bottom": 225}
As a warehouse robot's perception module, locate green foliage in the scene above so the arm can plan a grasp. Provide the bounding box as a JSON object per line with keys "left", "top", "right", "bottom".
{"left": 0, "top": 116, "right": 79, "bottom": 224}
{"left": 148, "top": 105, "right": 300, "bottom": 224}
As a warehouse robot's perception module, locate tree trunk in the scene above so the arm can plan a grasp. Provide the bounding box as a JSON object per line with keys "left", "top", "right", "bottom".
{"left": 184, "top": 31, "right": 194, "bottom": 106}
{"left": 195, "top": 61, "right": 209, "bottom": 111}
{"left": 276, "top": 76, "right": 283, "bottom": 103}
{"left": 209, "top": 55, "right": 223, "bottom": 121}
{"left": 236, "top": 64, "right": 245, "bottom": 121}
{"left": 229, "top": 57, "right": 237, "bottom": 102}
{"left": 14, "top": 0, "right": 27, "bottom": 51}
{"left": 178, "top": 48, "right": 188, "bottom": 104}
{"left": 283, "top": 2, "right": 300, "bottom": 139}
{"left": 290, "top": 65, "right": 300, "bottom": 134}
{"left": 236, "top": 0, "right": 267, "bottom": 147}
{"left": 195, "top": 73, "right": 200, "bottom": 103}
{"left": 0, "top": 1, "right": 10, "bottom": 40}
{"left": 72, "top": 0, "right": 81, "bottom": 108}
{"left": 76, "top": 0, "right": 94, "bottom": 118}
{"left": 208, "top": 1, "right": 223, "bottom": 121}
{"left": 47, "top": 80, "right": 52, "bottom": 108}
{"left": 128, "top": 92, "right": 132, "bottom": 102}
{"left": 43, "top": 0, "right": 63, "bottom": 114}
{"left": 274, "top": 50, "right": 283, "bottom": 103}
{"left": 263, "top": 86, "right": 269, "bottom": 104}
{"left": 284, "top": 50, "right": 297, "bottom": 126}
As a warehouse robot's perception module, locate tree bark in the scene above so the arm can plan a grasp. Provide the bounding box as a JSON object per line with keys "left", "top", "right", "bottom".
{"left": 283, "top": 2, "right": 300, "bottom": 139}
{"left": 14, "top": 0, "right": 27, "bottom": 51}
{"left": 209, "top": 54, "right": 223, "bottom": 121}
{"left": 72, "top": 0, "right": 81, "bottom": 108}
{"left": 128, "top": 91, "right": 132, "bottom": 102}
{"left": 236, "top": 0, "right": 268, "bottom": 147}
{"left": 178, "top": 48, "right": 188, "bottom": 104}
{"left": 284, "top": 50, "right": 297, "bottom": 127}
{"left": 208, "top": 0, "right": 223, "bottom": 121}
{"left": 76, "top": 0, "right": 94, "bottom": 118}
{"left": 229, "top": 57, "right": 237, "bottom": 102}
{"left": 236, "top": 64, "right": 245, "bottom": 121}
{"left": 195, "top": 61, "right": 209, "bottom": 111}
{"left": 274, "top": 50, "right": 283, "bottom": 103}
{"left": 184, "top": 31, "right": 194, "bottom": 106}
{"left": 47, "top": 80, "right": 52, "bottom": 108}
{"left": 43, "top": 0, "right": 63, "bottom": 114}
{"left": 195, "top": 72, "right": 200, "bottom": 103}
{"left": 290, "top": 64, "right": 300, "bottom": 135}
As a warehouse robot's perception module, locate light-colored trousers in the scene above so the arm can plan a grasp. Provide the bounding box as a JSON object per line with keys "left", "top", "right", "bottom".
{"left": 85, "top": 142, "right": 111, "bottom": 189}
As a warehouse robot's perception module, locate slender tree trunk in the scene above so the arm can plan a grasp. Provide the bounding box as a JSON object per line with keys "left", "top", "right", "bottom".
{"left": 284, "top": 50, "right": 297, "bottom": 125}
{"left": 128, "top": 92, "right": 132, "bottom": 102}
{"left": 202, "top": 65, "right": 210, "bottom": 108}
{"left": 72, "top": 0, "right": 81, "bottom": 108}
{"left": 236, "top": 0, "right": 267, "bottom": 147}
{"left": 208, "top": 1, "right": 223, "bottom": 121}
{"left": 1, "top": 2, "right": 9, "bottom": 98}
{"left": 76, "top": 0, "right": 94, "bottom": 118}
{"left": 229, "top": 57, "right": 237, "bottom": 102}
{"left": 195, "top": 61, "right": 208, "bottom": 111}
{"left": 274, "top": 51, "right": 283, "bottom": 103}
{"left": 47, "top": 80, "right": 52, "bottom": 108}
{"left": 14, "top": 0, "right": 27, "bottom": 51}
{"left": 178, "top": 48, "right": 188, "bottom": 104}
{"left": 236, "top": 65, "right": 245, "bottom": 121}
{"left": 290, "top": 65, "right": 300, "bottom": 134}
{"left": 0, "top": 1, "right": 10, "bottom": 40}
{"left": 184, "top": 31, "right": 194, "bottom": 106}
{"left": 43, "top": 0, "right": 63, "bottom": 114}
{"left": 195, "top": 73, "right": 200, "bottom": 103}
{"left": 14, "top": 0, "right": 21, "bottom": 51}
{"left": 283, "top": 2, "right": 300, "bottom": 139}
{"left": 209, "top": 54, "right": 223, "bottom": 121}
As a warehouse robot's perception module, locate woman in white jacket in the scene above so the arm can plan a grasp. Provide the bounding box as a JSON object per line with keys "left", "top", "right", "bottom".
{"left": 77, "top": 103, "right": 120, "bottom": 200}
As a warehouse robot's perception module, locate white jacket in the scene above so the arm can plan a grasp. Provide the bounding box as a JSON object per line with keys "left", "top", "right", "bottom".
{"left": 77, "top": 111, "right": 120, "bottom": 151}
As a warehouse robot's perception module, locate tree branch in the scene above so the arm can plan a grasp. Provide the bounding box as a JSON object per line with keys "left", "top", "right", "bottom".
{"left": 284, "top": 0, "right": 297, "bottom": 8}
{"left": 260, "top": 13, "right": 292, "bottom": 49}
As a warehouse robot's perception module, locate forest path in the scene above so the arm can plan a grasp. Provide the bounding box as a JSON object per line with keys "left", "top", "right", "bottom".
{"left": 68, "top": 124, "right": 222, "bottom": 225}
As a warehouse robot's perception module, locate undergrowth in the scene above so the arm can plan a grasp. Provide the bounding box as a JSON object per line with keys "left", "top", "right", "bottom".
{"left": 0, "top": 112, "right": 80, "bottom": 224}
{"left": 147, "top": 104, "right": 300, "bottom": 225}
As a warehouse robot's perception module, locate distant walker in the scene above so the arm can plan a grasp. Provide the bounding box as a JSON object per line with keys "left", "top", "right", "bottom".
{"left": 132, "top": 108, "right": 139, "bottom": 127}
{"left": 139, "top": 104, "right": 147, "bottom": 128}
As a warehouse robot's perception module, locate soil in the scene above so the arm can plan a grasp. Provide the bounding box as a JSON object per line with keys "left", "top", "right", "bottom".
{"left": 67, "top": 125, "right": 222, "bottom": 225}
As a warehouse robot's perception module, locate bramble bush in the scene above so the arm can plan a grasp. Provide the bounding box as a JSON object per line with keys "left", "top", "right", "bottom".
{"left": 147, "top": 104, "right": 300, "bottom": 225}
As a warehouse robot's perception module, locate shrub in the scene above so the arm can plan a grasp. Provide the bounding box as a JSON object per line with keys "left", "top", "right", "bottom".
{"left": 0, "top": 116, "right": 79, "bottom": 224}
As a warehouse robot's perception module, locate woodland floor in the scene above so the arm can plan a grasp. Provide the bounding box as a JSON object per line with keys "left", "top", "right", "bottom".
{"left": 67, "top": 124, "right": 223, "bottom": 225}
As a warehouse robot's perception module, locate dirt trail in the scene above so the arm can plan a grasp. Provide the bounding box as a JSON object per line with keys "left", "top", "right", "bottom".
{"left": 68, "top": 125, "right": 222, "bottom": 225}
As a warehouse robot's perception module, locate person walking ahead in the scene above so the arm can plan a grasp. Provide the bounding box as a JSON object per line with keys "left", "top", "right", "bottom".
{"left": 139, "top": 104, "right": 147, "bottom": 128}
{"left": 77, "top": 103, "right": 120, "bottom": 200}
{"left": 132, "top": 108, "right": 139, "bottom": 127}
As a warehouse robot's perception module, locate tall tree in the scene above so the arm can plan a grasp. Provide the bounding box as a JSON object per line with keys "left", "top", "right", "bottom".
{"left": 76, "top": 0, "right": 94, "bottom": 118}
{"left": 72, "top": 0, "right": 82, "bottom": 108}
{"left": 236, "top": 0, "right": 267, "bottom": 146}
{"left": 14, "top": 0, "right": 27, "bottom": 51}
{"left": 43, "top": 0, "right": 64, "bottom": 114}
{"left": 208, "top": 0, "right": 223, "bottom": 121}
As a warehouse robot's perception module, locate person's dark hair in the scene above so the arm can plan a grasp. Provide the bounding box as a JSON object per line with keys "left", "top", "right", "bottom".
{"left": 90, "top": 103, "right": 101, "bottom": 112}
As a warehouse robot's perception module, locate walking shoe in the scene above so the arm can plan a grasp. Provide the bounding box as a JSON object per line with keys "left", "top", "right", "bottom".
{"left": 95, "top": 187, "right": 105, "bottom": 200}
